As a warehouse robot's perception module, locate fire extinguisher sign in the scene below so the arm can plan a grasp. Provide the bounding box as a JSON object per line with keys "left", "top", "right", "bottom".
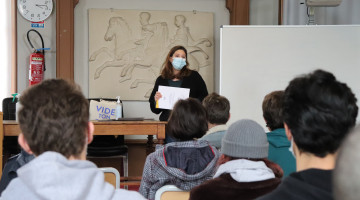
{"left": 31, "top": 21, "right": 45, "bottom": 28}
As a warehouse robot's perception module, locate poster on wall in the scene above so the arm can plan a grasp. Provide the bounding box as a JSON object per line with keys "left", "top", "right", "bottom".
{"left": 88, "top": 9, "right": 214, "bottom": 100}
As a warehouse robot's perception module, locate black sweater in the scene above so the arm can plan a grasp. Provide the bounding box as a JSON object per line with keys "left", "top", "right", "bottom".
{"left": 257, "top": 169, "right": 333, "bottom": 200}
{"left": 149, "top": 70, "right": 208, "bottom": 121}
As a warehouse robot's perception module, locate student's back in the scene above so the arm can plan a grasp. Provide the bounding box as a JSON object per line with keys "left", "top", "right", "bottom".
{"left": 190, "top": 119, "right": 283, "bottom": 200}
{"left": 258, "top": 70, "right": 358, "bottom": 200}
{"left": 1, "top": 152, "right": 142, "bottom": 200}
{"left": 267, "top": 128, "right": 296, "bottom": 177}
{"left": 140, "top": 98, "right": 219, "bottom": 200}
{"left": 262, "top": 91, "right": 295, "bottom": 177}
{"left": 198, "top": 93, "right": 230, "bottom": 149}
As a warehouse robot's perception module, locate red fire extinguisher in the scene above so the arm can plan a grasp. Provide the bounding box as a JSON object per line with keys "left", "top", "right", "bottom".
{"left": 27, "top": 29, "right": 48, "bottom": 86}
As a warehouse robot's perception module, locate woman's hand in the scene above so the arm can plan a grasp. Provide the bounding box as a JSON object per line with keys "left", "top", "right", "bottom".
{"left": 154, "top": 92, "right": 162, "bottom": 101}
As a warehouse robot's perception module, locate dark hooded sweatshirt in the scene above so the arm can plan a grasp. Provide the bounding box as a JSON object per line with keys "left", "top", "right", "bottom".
{"left": 257, "top": 169, "right": 333, "bottom": 200}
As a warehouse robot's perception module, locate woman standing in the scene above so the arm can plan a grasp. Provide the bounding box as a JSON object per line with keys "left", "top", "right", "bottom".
{"left": 149, "top": 45, "right": 208, "bottom": 122}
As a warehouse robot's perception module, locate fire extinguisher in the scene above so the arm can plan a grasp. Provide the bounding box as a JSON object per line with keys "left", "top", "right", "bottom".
{"left": 27, "top": 29, "right": 49, "bottom": 86}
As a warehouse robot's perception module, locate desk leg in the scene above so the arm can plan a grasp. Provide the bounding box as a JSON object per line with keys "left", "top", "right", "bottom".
{"left": 157, "top": 123, "right": 165, "bottom": 145}
{"left": 146, "top": 135, "right": 154, "bottom": 155}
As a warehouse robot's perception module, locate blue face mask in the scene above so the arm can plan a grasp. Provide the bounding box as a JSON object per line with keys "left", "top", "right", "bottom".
{"left": 172, "top": 57, "right": 186, "bottom": 70}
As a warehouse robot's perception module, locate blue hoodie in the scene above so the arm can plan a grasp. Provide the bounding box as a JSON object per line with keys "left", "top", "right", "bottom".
{"left": 267, "top": 128, "right": 296, "bottom": 177}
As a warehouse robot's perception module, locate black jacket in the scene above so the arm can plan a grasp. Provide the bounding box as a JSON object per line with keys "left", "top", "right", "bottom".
{"left": 0, "top": 150, "right": 35, "bottom": 195}
{"left": 257, "top": 169, "right": 333, "bottom": 200}
{"left": 149, "top": 70, "right": 208, "bottom": 121}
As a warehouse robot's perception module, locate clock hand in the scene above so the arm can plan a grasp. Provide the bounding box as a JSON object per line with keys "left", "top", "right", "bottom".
{"left": 35, "top": 4, "right": 48, "bottom": 9}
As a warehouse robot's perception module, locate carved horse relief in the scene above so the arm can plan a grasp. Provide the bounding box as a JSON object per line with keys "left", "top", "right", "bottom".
{"left": 89, "top": 10, "right": 214, "bottom": 100}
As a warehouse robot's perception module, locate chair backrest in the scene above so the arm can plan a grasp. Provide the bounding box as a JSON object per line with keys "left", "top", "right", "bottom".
{"left": 155, "top": 185, "right": 190, "bottom": 200}
{"left": 2, "top": 97, "right": 17, "bottom": 120}
{"left": 100, "top": 167, "right": 120, "bottom": 189}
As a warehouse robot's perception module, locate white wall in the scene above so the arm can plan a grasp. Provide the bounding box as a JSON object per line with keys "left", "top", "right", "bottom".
{"left": 250, "top": 0, "right": 279, "bottom": 25}
{"left": 17, "top": 1, "right": 57, "bottom": 94}
{"left": 0, "top": 0, "right": 13, "bottom": 110}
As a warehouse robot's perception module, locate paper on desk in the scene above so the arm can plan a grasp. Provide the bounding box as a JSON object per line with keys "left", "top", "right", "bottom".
{"left": 157, "top": 86, "right": 190, "bottom": 110}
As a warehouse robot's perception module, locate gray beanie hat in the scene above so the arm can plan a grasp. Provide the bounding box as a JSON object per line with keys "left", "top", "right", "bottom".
{"left": 221, "top": 119, "right": 269, "bottom": 158}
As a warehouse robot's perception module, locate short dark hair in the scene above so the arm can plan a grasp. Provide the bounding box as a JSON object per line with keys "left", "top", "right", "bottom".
{"left": 18, "top": 79, "right": 89, "bottom": 158}
{"left": 262, "top": 91, "right": 284, "bottom": 130}
{"left": 283, "top": 70, "right": 358, "bottom": 157}
{"left": 167, "top": 98, "right": 208, "bottom": 141}
{"left": 202, "top": 93, "right": 230, "bottom": 125}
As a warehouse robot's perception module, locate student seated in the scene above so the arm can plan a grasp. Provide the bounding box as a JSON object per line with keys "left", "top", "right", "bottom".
{"left": 262, "top": 90, "right": 295, "bottom": 177}
{"left": 258, "top": 70, "right": 358, "bottom": 200}
{"left": 189, "top": 119, "right": 283, "bottom": 200}
{"left": 0, "top": 79, "right": 145, "bottom": 200}
{"left": 199, "top": 92, "right": 230, "bottom": 149}
{"left": 334, "top": 125, "right": 360, "bottom": 200}
{"left": 139, "top": 98, "right": 220, "bottom": 200}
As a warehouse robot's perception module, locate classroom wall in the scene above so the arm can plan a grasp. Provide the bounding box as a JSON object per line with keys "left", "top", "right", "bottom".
{"left": 16, "top": 0, "right": 281, "bottom": 96}
{"left": 250, "top": 0, "right": 279, "bottom": 25}
{"left": 16, "top": 1, "right": 57, "bottom": 94}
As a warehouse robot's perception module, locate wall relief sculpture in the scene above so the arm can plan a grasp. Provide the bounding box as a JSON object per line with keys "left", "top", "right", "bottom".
{"left": 89, "top": 9, "right": 214, "bottom": 100}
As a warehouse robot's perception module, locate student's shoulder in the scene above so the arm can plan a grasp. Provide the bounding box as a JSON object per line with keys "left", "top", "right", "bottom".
{"left": 190, "top": 175, "right": 233, "bottom": 200}
{"left": 0, "top": 178, "right": 32, "bottom": 199}
{"left": 256, "top": 175, "right": 297, "bottom": 200}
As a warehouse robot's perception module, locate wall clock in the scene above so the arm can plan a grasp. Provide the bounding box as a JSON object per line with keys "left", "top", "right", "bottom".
{"left": 17, "top": 0, "right": 53, "bottom": 22}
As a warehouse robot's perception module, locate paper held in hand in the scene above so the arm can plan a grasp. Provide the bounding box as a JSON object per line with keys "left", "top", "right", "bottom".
{"left": 156, "top": 86, "right": 190, "bottom": 110}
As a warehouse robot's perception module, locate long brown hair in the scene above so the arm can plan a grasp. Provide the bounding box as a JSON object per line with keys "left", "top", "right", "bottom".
{"left": 161, "top": 45, "right": 191, "bottom": 79}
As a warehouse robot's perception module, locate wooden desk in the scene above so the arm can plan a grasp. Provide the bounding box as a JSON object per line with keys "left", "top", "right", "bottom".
{"left": 0, "top": 118, "right": 166, "bottom": 177}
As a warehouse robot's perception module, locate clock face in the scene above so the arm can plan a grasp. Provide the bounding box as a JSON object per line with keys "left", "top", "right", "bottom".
{"left": 17, "top": 0, "right": 53, "bottom": 22}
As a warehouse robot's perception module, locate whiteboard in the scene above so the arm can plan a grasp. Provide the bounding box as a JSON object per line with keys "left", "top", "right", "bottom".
{"left": 220, "top": 25, "right": 360, "bottom": 129}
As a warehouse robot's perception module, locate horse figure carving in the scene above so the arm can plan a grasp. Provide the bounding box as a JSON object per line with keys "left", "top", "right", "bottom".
{"left": 89, "top": 14, "right": 211, "bottom": 99}
{"left": 89, "top": 17, "right": 135, "bottom": 80}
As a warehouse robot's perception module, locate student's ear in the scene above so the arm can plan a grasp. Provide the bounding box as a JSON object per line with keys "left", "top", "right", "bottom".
{"left": 87, "top": 122, "right": 94, "bottom": 144}
{"left": 284, "top": 123, "right": 292, "bottom": 141}
{"left": 18, "top": 133, "right": 33, "bottom": 155}
{"left": 218, "top": 154, "right": 231, "bottom": 165}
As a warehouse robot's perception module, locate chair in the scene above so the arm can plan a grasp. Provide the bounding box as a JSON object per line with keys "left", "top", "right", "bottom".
{"left": 87, "top": 98, "right": 128, "bottom": 185}
{"left": 100, "top": 167, "right": 120, "bottom": 189}
{"left": 2, "top": 98, "right": 21, "bottom": 165}
{"left": 154, "top": 185, "right": 190, "bottom": 200}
